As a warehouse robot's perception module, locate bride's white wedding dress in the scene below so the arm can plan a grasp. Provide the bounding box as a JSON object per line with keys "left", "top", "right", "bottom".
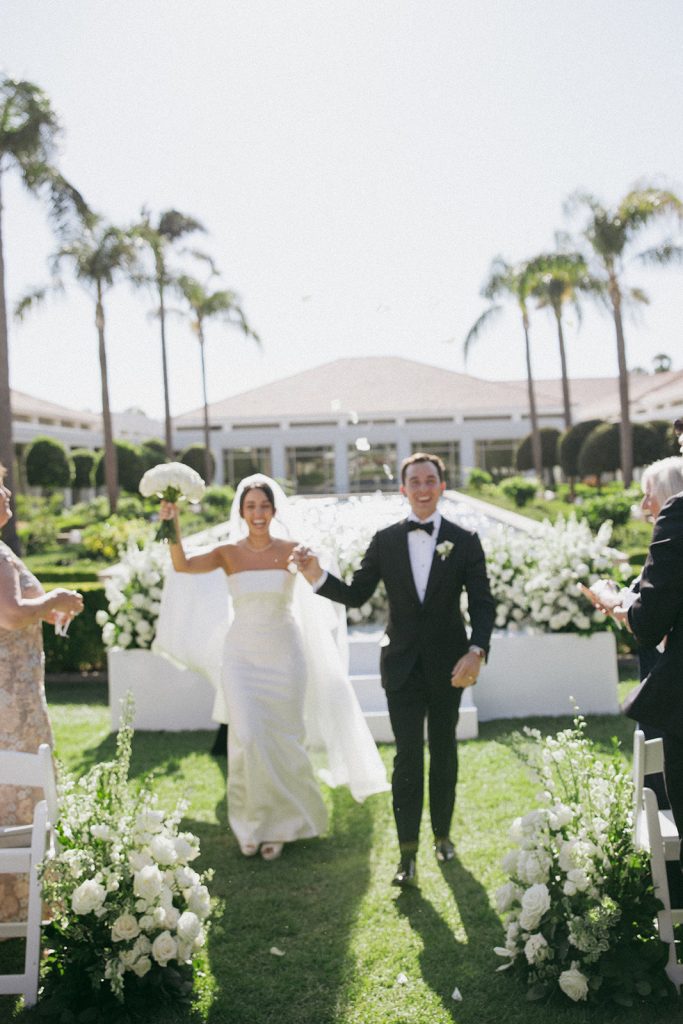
{"left": 224, "top": 569, "right": 328, "bottom": 847}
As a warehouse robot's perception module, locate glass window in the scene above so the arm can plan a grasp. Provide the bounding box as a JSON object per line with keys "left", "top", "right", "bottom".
{"left": 474, "top": 439, "right": 517, "bottom": 480}
{"left": 348, "top": 443, "right": 397, "bottom": 492}
{"left": 222, "top": 447, "right": 272, "bottom": 488}
{"left": 286, "top": 446, "right": 335, "bottom": 494}
{"left": 410, "top": 441, "right": 461, "bottom": 488}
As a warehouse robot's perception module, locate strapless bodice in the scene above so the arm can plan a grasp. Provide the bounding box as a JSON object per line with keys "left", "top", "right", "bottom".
{"left": 227, "top": 569, "right": 296, "bottom": 620}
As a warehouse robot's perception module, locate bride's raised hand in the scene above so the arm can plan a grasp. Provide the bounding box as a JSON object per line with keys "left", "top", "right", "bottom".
{"left": 290, "top": 544, "right": 323, "bottom": 584}
{"left": 159, "top": 499, "right": 177, "bottom": 521}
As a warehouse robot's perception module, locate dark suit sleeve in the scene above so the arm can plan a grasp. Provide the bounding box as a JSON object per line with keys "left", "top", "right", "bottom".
{"left": 628, "top": 495, "right": 683, "bottom": 649}
{"left": 317, "top": 531, "right": 382, "bottom": 608}
{"left": 463, "top": 532, "right": 496, "bottom": 654}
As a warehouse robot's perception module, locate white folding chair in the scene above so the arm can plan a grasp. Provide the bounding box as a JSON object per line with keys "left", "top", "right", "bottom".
{"left": 632, "top": 730, "right": 683, "bottom": 991}
{"left": 0, "top": 744, "right": 58, "bottom": 1007}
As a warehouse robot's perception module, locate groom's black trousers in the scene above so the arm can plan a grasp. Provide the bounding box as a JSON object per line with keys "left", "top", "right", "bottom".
{"left": 386, "top": 657, "right": 462, "bottom": 846}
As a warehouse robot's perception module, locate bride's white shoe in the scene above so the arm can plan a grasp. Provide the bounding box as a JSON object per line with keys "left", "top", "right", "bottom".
{"left": 240, "top": 842, "right": 259, "bottom": 857}
{"left": 260, "top": 842, "right": 284, "bottom": 861}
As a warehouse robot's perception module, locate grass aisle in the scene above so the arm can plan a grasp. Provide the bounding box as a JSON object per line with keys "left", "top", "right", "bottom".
{"left": 2, "top": 679, "right": 681, "bottom": 1023}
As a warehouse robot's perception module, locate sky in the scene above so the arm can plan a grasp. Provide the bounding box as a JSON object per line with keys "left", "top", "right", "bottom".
{"left": 2, "top": 0, "right": 682, "bottom": 422}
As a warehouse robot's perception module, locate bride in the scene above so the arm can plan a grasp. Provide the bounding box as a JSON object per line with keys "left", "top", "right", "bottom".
{"left": 155, "top": 475, "right": 388, "bottom": 862}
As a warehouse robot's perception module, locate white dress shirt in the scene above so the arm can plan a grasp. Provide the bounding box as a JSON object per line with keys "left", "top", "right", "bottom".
{"left": 407, "top": 511, "right": 440, "bottom": 602}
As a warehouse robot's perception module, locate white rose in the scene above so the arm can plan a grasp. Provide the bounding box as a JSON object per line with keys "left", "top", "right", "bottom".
{"left": 495, "top": 881, "right": 521, "bottom": 914}
{"left": 187, "top": 884, "right": 211, "bottom": 920}
{"left": 129, "top": 851, "right": 154, "bottom": 872}
{"left": 139, "top": 914, "right": 155, "bottom": 933}
{"left": 176, "top": 910, "right": 202, "bottom": 943}
{"left": 111, "top": 913, "right": 141, "bottom": 943}
{"left": 118, "top": 631, "right": 132, "bottom": 648}
{"left": 135, "top": 809, "right": 165, "bottom": 835}
{"left": 132, "top": 956, "right": 152, "bottom": 978}
{"left": 151, "top": 930, "right": 178, "bottom": 966}
{"left": 524, "top": 933, "right": 549, "bottom": 964}
{"left": 150, "top": 834, "right": 178, "bottom": 865}
{"left": 72, "top": 879, "right": 106, "bottom": 915}
{"left": 95, "top": 609, "right": 109, "bottom": 626}
{"left": 90, "top": 824, "right": 112, "bottom": 841}
{"left": 548, "top": 803, "right": 573, "bottom": 830}
{"left": 518, "top": 883, "right": 551, "bottom": 932}
{"left": 558, "top": 963, "right": 589, "bottom": 1002}
{"left": 175, "top": 866, "right": 200, "bottom": 889}
{"left": 102, "top": 622, "right": 116, "bottom": 646}
{"left": 174, "top": 833, "right": 200, "bottom": 863}
{"left": 134, "top": 864, "right": 164, "bottom": 901}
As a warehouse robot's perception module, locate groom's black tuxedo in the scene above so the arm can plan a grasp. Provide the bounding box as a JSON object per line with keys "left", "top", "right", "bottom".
{"left": 318, "top": 514, "right": 495, "bottom": 848}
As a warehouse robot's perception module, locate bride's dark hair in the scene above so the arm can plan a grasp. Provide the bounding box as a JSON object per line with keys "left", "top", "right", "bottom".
{"left": 239, "top": 482, "right": 276, "bottom": 516}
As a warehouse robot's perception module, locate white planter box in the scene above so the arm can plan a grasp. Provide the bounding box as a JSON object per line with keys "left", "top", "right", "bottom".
{"left": 475, "top": 630, "right": 619, "bottom": 721}
{"left": 108, "top": 649, "right": 216, "bottom": 732}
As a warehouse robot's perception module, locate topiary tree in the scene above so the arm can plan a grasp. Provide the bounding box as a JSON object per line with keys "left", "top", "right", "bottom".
{"left": 140, "top": 438, "right": 167, "bottom": 473}
{"left": 515, "top": 428, "right": 561, "bottom": 484}
{"left": 71, "top": 448, "right": 97, "bottom": 489}
{"left": 95, "top": 440, "right": 144, "bottom": 494}
{"left": 644, "top": 420, "right": 681, "bottom": 458}
{"left": 558, "top": 420, "right": 604, "bottom": 479}
{"left": 25, "top": 436, "right": 74, "bottom": 490}
{"left": 499, "top": 475, "right": 538, "bottom": 507}
{"left": 466, "top": 467, "right": 493, "bottom": 491}
{"left": 180, "top": 443, "right": 215, "bottom": 483}
{"left": 578, "top": 422, "right": 662, "bottom": 483}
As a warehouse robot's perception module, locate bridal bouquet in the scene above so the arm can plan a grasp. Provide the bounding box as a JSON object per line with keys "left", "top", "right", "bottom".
{"left": 40, "top": 698, "right": 212, "bottom": 1013}
{"left": 494, "top": 717, "right": 670, "bottom": 1006}
{"left": 139, "top": 462, "right": 206, "bottom": 542}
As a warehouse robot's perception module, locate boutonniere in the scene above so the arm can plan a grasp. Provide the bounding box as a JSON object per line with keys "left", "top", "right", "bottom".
{"left": 436, "top": 540, "right": 454, "bottom": 561}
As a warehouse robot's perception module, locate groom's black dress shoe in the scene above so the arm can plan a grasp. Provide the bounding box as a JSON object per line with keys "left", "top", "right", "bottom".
{"left": 434, "top": 838, "right": 455, "bottom": 863}
{"left": 391, "top": 857, "right": 418, "bottom": 888}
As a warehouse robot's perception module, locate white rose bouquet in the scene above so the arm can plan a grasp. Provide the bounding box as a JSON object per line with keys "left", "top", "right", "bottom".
{"left": 97, "top": 541, "right": 170, "bottom": 650}
{"left": 139, "top": 462, "right": 206, "bottom": 542}
{"left": 39, "top": 697, "right": 212, "bottom": 1014}
{"left": 494, "top": 716, "right": 671, "bottom": 1006}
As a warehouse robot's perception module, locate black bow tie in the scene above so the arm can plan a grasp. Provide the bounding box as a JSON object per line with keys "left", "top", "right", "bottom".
{"left": 407, "top": 520, "right": 434, "bottom": 535}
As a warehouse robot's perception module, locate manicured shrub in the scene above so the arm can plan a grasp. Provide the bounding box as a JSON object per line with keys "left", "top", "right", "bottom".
{"left": 515, "top": 428, "right": 561, "bottom": 473}
{"left": 558, "top": 420, "right": 604, "bottom": 478}
{"left": 42, "top": 581, "right": 107, "bottom": 672}
{"left": 140, "top": 438, "right": 167, "bottom": 472}
{"left": 94, "top": 441, "right": 145, "bottom": 493}
{"left": 578, "top": 422, "right": 662, "bottom": 480}
{"left": 645, "top": 419, "right": 681, "bottom": 458}
{"left": 25, "top": 436, "right": 74, "bottom": 489}
{"left": 499, "top": 475, "right": 538, "bottom": 507}
{"left": 578, "top": 493, "right": 634, "bottom": 531}
{"left": 179, "top": 443, "right": 215, "bottom": 482}
{"left": 71, "top": 449, "right": 97, "bottom": 489}
{"left": 467, "top": 468, "right": 493, "bottom": 490}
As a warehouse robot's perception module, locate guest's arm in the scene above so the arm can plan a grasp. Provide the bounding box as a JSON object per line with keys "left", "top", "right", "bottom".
{"left": 628, "top": 495, "right": 683, "bottom": 648}
{"left": 0, "top": 558, "right": 83, "bottom": 630}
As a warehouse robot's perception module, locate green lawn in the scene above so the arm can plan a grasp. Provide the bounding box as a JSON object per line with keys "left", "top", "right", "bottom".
{"left": 2, "top": 676, "right": 681, "bottom": 1023}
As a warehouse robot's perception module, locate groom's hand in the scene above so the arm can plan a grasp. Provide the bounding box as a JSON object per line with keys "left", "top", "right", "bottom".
{"left": 451, "top": 652, "right": 481, "bottom": 689}
{"left": 290, "top": 545, "right": 323, "bottom": 584}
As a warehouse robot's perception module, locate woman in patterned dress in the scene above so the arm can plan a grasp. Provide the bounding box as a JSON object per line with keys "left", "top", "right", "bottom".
{"left": 0, "top": 466, "right": 83, "bottom": 922}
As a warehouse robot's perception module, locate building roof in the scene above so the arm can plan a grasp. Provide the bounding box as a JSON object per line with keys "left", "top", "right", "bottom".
{"left": 175, "top": 356, "right": 565, "bottom": 425}
{"left": 11, "top": 389, "right": 100, "bottom": 427}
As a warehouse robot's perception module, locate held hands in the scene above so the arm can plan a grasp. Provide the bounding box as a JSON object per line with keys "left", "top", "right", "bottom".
{"left": 290, "top": 544, "right": 323, "bottom": 584}
{"left": 451, "top": 651, "right": 482, "bottom": 689}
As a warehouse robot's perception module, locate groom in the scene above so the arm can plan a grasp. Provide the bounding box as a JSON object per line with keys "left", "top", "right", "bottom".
{"left": 295, "top": 452, "right": 495, "bottom": 887}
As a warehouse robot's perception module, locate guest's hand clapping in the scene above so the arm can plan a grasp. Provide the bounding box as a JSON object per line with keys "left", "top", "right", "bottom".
{"left": 290, "top": 545, "right": 323, "bottom": 584}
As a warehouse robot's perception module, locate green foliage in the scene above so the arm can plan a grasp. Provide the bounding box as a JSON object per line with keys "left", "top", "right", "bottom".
{"left": 499, "top": 475, "right": 538, "bottom": 507}
{"left": 115, "top": 495, "right": 146, "bottom": 519}
{"left": 179, "top": 444, "right": 215, "bottom": 481}
{"left": 25, "top": 435, "right": 74, "bottom": 489}
{"left": 16, "top": 514, "right": 60, "bottom": 554}
{"left": 467, "top": 467, "right": 493, "bottom": 490}
{"left": 558, "top": 419, "right": 604, "bottom": 477}
{"left": 42, "top": 581, "right": 107, "bottom": 671}
{"left": 578, "top": 422, "right": 662, "bottom": 479}
{"left": 644, "top": 419, "right": 681, "bottom": 458}
{"left": 199, "top": 485, "right": 234, "bottom": 523}
{"left": 94, "top": 441, "right": 145, "bottom": 493}
{"left": 578, "top": 492, "right": 636, "bottom": 531}
{"left": 140, "top": 438, "right": 168, "bottom": 473}
{"left": 81, "top": 517, "right": 152, "bottom": 561}
{"left": 71, "top": 448, "right": 97, "bottom": 489}
{"left": 515, "top": 428, "right": 561, "bottom": 471}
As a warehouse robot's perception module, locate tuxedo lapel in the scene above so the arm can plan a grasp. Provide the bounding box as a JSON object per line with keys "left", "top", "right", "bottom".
{"left": 422, "top": 520, "right": 454, "bottom": 606}
{"left": 394, "top": 520, "right": 421, "bottom": 606}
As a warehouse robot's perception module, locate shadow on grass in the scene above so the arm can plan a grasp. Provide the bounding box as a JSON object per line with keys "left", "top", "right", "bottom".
{"left": 476, "top": 713, "right": 637, "bottom": 759}
{"left": 395, "top": 854, "right": 503, "bottom": 1022}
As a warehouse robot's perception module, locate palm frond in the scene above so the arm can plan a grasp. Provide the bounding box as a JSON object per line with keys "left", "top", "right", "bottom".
{"left": 463, "top": 305, "right": 503, "bottom": 363}
{"left": 14, "top": 285, "right": 50, "bottom": 320}
{"left": 636, "top": 243, "right": 683, "bottom": 266}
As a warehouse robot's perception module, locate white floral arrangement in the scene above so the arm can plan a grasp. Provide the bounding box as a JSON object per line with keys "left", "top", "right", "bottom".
{"left": 139, "top": 462, "right": 206, "bottom": 542}
{"left": 39, "top": 697, "right": 212, "bottom": 1009}
{"left": 494, "top": 716, "right": 669, "bottom": 1006}
{"left": 483, "top": 514, "right": 631, "bottom": 635}
{"left": 97, "top": 542, "right": 170, "bottom": 650}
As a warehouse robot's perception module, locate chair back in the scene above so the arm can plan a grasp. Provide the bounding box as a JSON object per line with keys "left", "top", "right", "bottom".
{"left": 0, "top": 744, "right": 57, "bottom": 826}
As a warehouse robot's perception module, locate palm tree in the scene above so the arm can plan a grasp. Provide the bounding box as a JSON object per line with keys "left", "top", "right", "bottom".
{"left": 17, "top": 215, "right": 138, "bottom": 512}
{"left": 0, "top": 74, "right": 86, "bottom": 552}
{"left": 133, "top": 209, "right": 206, "bottom": 458}
{"left": 526, "top": 249, "right": 603, "bottom": 429}
{"left": 175, "top": 274, "right": 260, "bottom": 484}
{"left": 565, "top": 185, "right": 683, "bottom": 485}
{"left": 464, "top": 257, "right": 543, "bottom": 481}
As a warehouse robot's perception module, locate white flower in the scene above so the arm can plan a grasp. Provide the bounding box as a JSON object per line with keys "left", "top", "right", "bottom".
{"left": 174, "top": 832, "right": 200, "bottom": 863}
{"left": 135, "top": 809, "right": 165, "bottom": 835}
{"left": 132, "top": 956, "right": 152, "bottom": 978}
{"left": 72, "top": 879, "right": 107, "bottom": 915}
{"left": 177, "top": 910, "right": 202, "bottom": 943}
{"left": 111, "top": 913, "right": 141, "bottom": 943}
{"left": 139, "top": 462, "right": 205, "bottom": 503}
{"left": 150, "top": 834, "right": 178, "bottom": 865}
{"left": 95, "top": 609, "right": 109, "bottom": 626}
{"left": 151, "top": 930, "right": 178, "bottom": 966}
{"left": 524, "top": 933, "right": 549, "bottom": 964}
{"left": 133, "top": 864, "right": 164, "bottom": 901}
{"left": 187, "top": 884, "right": 211, "bottom": 919}
{"left": 495, "top": 881, "right": 521, "bottom": 914}
{"left": 518, "top": 883, "right": 551, "bottom": 931}
{"left": 517, "top": 849, "right": 552, "bottom": 886}
{"left": 90, "top": 824, "right": 113, "bottom": 841}
{"left": 129, "top": 850, "right": 154, "bottom": 872}
{"left": 436, "top": 540, "right": 454, "bottom": 561}
{"left": 558, "top": 963, "right": 589, "bottom": 1002}
{"left": 175, "top": 866, "right": 200, "bottom": 889}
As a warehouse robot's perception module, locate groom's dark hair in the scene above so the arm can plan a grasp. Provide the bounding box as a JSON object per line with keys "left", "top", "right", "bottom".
{"left": 400, "top": 452, "right": 446, "bottom": 484}
{"left": 239, "top": 482, "right": 276, "bottom": 515}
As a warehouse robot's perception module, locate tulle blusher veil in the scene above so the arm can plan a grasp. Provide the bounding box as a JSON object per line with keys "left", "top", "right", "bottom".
{"left": 153, "top": 474, "right": 389, "bottom": 801}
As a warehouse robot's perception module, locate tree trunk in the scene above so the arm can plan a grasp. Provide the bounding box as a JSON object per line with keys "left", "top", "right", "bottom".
{"left": 96, "top": 286, "right": 119, "bottom": 512}
{"left": 0, "top": 170, "right": 20, "bottom": 553}
{"left": 609, "top": 272, "right": 633, "bottom": 486}
{"left": 158, "top": 279, "right": 173, "bottom": 458}
{"left": 554, "top": 305, "right": 572, "bottom": 429}
{"left": 198, "top": 324, "right": 213, "bottom": 484}
{"left": 522, "top": 314, "right": 543, "bottom": 483}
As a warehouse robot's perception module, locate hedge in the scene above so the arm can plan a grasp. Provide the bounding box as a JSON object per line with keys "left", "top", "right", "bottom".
{"left": 42, "top": 581, "right": 107, "bottom": 673}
